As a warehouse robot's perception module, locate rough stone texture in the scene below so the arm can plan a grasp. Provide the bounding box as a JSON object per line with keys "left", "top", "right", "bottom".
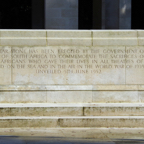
{"left": 0, "top": 30, "right": 144, "bottom": 130}
{"left": 0, "top": 128, "right": 144, "bottom": 141}
{"left": 93, "top": 30, "right": 138, "bottom": 46}
{"left": 0, "top": 116, "right": 143, "bottom": 128}
{"left": 58, "top": 117, "right": 144, "bottom": 128}
{"left": 47, "top": 30, "right": 91, "bottom": 46}
{"left": 0, "top": 30, "right": 46, "bottom": 46}
{"left": 45, "top": 0, "right": 78, "bottom": 29}
{"left": 92, "top": 91, "right": 139, "bottom": 103}
{"left": 0, "top": 103, "right": 144, "bottom": 116}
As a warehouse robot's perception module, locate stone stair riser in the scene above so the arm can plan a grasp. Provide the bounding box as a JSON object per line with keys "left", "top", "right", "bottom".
{"left": 0, "top": 118, "right": 143, "bottom": 128}
{"left": 0, "top": 107, "right": 144, "bottom": 116}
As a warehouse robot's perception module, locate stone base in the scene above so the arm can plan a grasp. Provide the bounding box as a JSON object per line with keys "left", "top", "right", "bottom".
{"left": 0, "top": 116, "right": 144, "bottom": 128}
{"left": 0, "top": 103, "right": 142, "bottom": 128}
{"left": 0, "top": 30, "right": 144, "bottom": 132}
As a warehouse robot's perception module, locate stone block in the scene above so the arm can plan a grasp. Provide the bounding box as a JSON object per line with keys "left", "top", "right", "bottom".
{"left": 0, "top": 46, "right": 11, "bottom": 85}
{"left": 0, "top": 120, "right": 10, "bottom": 128}
{"left": 126, "top": 46, "right": 144, "bottom": 84}
{"left": 138, "top": 31, "right": 144, "bottom": 46}
{"left": 47, "top": 30, "right": 91, "bottom": 46}
{"left": 58, "top": 117, "right": 144, "bottom": 128}
{"left": 0, "top": 92, "right": 47, "bottom": 103}
{"left": 93, "top": 30, "right": 138, "bottom": 46}
{"left": 2, "top": 118, "right": 58, "bottom": 128}
{"left": 92, "top": 85, "right": 139, "bottom": 91}
{"left": 84, "top": 104, "right": 144, "bottom": 116}
{"left": 3, "top": 107, "right": 83, "bottom": 116}
{"left": 0, "top": 31, "right": 46, "bottom": 46}
{"left": 47, "top": 91, "right": 92, "bottom": 103}
{"left": 138, "top": 92, "right": 144, "bottom": 102}
{"left": 47, "top": 30, "right": 91, "bottom": 38}
{"left": 92, "top": 91, "right": 139, "bottom": 103}
{"left": 42, "top": 107, "right": 83, "bottom": 116}
{"left": 22, "top": 92, "right": 47, "bottom": 103}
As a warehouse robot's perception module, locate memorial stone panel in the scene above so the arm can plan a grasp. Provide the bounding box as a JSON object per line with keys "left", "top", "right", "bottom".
{"left": 0, "top": 30, "right": 144, "bottom": 129}
{"left": 2, "top": 46, "right": 144, "bottom": 85}
{"left": 1, "top": 46, "right": 127, "bottom": 85}
{"left": 0, "top": 30, "right": 144, "bottom": 103}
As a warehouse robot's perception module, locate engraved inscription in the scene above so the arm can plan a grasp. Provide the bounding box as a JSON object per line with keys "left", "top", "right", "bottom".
{"left": 1, "top": 47, "right": 144, "bottom": 73}
{"left": 1, "top": 46, "right": 144, "bottom": 84}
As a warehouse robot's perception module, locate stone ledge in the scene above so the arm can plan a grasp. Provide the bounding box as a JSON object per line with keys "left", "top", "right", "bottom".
{"left": 1, "top": 116, "right": 144, "bottom": 119}
{"left": 0, "top": 85, "right": 143, "bottom": 91}
{"left": 0, "top": 30, "right": 143, "bottom": 46}
{"left": 0, "top": 103, "right": 144, "bottom": 107}
{"left": 0, "top": 30, "right": 47, "bottom": 46}
{"left": 92, "top": 30, "right": 138, "bottom": 46}
{"left": 47, "top": 30, "right": 92, "bottom": 46}
{"left": 93, "top": 30, "right": 137, "bottom": 38}
{"left": 0, "top": 116, "right": 144, "bottom": 128}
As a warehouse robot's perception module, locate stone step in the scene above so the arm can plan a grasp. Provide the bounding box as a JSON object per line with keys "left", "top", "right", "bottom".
{"left": 1, "top": 90, "right": 143, "bottom": 103}
{"left": 0, "top": 103, "right": 144, "bottom": 116}
{"left": 0, "top": 116, "right": 144, "bottom": 128}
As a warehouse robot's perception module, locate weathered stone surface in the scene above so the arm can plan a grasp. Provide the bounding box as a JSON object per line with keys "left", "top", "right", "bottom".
{"left": 58, "top": 117, "right": 144, "bottom": 128}
{"left": 1, "top": 46, "right": 129, "bottom": 85}
{"left": 0, "top": 116, "right": 144, "bottom": 128}
{"left": 126, "top": 46, "right": 144, "bottom": 84}
{"left": 138, "top": 30, "right": 144, "bottom": 46}
{"left": 0, "top": 30, "right": 46, "bottom": 46}
{"left": 47, "top": 30, "right": 91, "bottom": 46}
{"left": 0, "top": 46, "right": 11, "bottom": 85}
{"left": 47, "top": 91, "right": 92, "bottom": 103}
{"left": 92, "top": 91, "right": 139, "bottom": 103}
{"left": 93, "top": 30, "right": 138, "bottom": 46}
{"left": 0, "top": 30, "right": 144, "bottom": 130}
{"left": 0, "top": 91, "right": 92, "bottom": 103}
{"left": 0, "top": 103, "right": 144, "bottom": 117}
{"left": 1, "top": 44, "right": 144, "bottom": 85}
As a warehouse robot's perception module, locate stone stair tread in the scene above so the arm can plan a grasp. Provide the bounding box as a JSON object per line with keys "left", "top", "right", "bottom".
{"left": 0, "top": 103, "right": 144, "bottom": 107}
{"left": 1, "top": 116, "right": 144, "bottom": 119}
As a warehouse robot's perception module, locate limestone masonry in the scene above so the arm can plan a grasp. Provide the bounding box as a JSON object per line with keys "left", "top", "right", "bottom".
{"left": 0, "top": 30, "right": 144, "bottom": 129}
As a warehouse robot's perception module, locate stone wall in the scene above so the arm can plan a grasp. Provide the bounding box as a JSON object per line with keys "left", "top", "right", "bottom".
{"left": 0, "top": 30, "right": 144, "bottom": 129}
{"left": 0, "top": 30, "right": 144, "bottom": 103}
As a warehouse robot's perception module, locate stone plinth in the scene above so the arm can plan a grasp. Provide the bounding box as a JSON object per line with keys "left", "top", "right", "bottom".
{"left": 0, "top": 30, "right": 144, "bottom": 129}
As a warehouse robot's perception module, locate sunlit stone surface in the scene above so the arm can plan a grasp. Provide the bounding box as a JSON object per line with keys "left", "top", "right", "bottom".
{"left": 0, "top": 31, "right": 144, "bottom": 139}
